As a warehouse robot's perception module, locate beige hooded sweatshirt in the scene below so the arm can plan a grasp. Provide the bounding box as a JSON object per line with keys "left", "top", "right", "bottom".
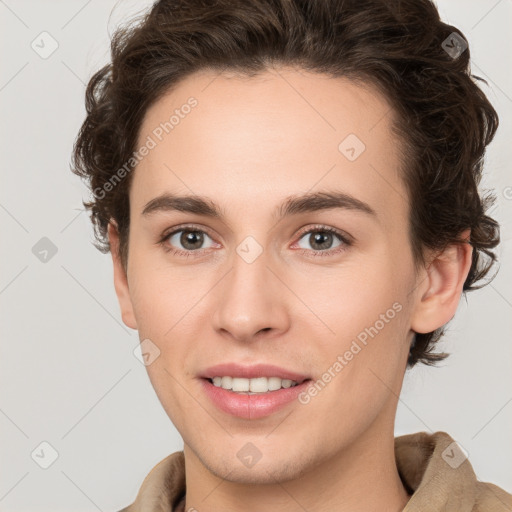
{"left": 118, "top": 431, "right": 512, "bottom": 511}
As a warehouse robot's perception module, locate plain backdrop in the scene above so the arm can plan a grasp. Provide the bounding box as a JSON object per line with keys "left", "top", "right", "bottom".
{"left": 0, "top": 0, "right": 511, "bottom": 510}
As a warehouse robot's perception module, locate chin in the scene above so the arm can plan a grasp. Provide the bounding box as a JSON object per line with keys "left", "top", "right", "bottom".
{"left": 200, "top": 449, "right": 315, "bottom": 485}
{"left": 210, "top": 462, "right": 301, "bottom": 485}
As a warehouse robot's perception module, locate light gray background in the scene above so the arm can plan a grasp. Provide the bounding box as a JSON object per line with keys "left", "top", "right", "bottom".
{"left": 0, "top": 0, "right": 511, "bottom": 510}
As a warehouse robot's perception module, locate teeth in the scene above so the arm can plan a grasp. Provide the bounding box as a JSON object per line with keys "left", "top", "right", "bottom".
{"left": 210, "top": 376, "right": 299, "bottom": 393}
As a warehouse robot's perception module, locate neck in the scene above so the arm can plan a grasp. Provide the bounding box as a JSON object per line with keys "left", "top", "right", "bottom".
{"left": 182, "top": 413, "right": 410, "bottom": 512}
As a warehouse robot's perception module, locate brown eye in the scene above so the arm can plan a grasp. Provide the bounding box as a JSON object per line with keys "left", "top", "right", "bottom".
{"left": 296, "top": 228, "right": 345, "bottom": 252}
{"left": 165, "top": 228, "right": 215, "bottom": 252}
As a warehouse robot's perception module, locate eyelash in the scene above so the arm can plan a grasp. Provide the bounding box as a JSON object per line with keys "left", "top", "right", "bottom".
{"left": 157, "top": 224, "right": 352, "bottom": 259}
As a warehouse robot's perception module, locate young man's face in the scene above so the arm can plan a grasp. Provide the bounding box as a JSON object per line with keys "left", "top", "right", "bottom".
{"left": 114, "top": 67, "right": 425, "bottom": 483}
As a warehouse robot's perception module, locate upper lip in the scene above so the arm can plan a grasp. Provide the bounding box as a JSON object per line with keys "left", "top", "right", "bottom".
{"left": 200, "top": 363, "right": 311, "bottom": 383}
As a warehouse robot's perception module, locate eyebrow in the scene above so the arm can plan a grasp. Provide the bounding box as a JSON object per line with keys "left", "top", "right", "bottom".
{"left": 141, "top": 190, "right": 377, "bottom": 221}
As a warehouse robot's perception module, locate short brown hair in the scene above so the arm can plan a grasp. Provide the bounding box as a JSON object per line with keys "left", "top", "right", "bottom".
{"left": 71, "top": 0, "right": 500, "bottom": 367}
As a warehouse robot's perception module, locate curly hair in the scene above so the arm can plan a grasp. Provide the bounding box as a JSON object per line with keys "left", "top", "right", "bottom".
{"left": 71, "top": 0, "right": 500, "bottom": 368}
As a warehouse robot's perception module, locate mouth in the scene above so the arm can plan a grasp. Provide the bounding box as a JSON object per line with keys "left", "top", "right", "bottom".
{"left": 198, "top": 364, "right": 314, "bottom": 419}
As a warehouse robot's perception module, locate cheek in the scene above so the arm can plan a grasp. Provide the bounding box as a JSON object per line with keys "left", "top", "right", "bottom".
{"left": 305, "top": 257, "right": 407, "bottom": 337}
{"left": 126, "top": 251, "right": 196, "bottom": 338}
{"left": 303, "top": 256, "right": 413, "bottom": 400}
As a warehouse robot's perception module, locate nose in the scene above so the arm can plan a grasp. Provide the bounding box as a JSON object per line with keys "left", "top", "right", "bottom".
{"left": 211, "top": 249, "right": 291, "bottom": 344}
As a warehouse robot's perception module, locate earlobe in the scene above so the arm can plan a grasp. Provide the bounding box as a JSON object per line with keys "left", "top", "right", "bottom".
{"left": 108, "top": 222, "right": 138, "bottom": 330}
{"left": 411, "top": 229, "right": 473, "bottom": 334}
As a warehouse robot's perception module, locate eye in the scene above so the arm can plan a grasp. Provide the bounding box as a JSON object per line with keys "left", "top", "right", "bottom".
{"left": 293, "top": 225, "right": 351, "bottom": 257}
{"left": 159, "top": 225, "right": 217, "bottom": 256}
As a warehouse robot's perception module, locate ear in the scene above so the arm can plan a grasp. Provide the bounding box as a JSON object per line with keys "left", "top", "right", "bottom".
{"left": 108, "top": 222, "right": 138, "bottom": 330}
{"left": 411, "top": 229, "right": 473, "bottom": 334}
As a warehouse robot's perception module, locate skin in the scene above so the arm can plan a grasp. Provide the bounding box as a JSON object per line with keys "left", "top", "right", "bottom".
{"left": 108, "top": 67, "right": 472, "bottom": 512}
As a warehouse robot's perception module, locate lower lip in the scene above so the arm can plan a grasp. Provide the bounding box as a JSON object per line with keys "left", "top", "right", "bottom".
{"left": 200, "top": 378, "right": 312, "bottom": 419}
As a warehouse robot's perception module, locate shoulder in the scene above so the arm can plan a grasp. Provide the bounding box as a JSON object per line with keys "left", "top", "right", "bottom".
{"left": 395, "top": 431, "right": 512, "bottom": 511}
{"left": 473, "top": 480, "right": 512, "bottom": 511}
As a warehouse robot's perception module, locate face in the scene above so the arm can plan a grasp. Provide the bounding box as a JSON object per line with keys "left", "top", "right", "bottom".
{"left": 115, "top": 67, "right": 423, "bottom": 483}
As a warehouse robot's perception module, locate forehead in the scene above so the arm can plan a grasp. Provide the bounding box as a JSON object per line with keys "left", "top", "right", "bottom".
{"left": 131, "top": 67, "right": 407, "bottom": 222}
